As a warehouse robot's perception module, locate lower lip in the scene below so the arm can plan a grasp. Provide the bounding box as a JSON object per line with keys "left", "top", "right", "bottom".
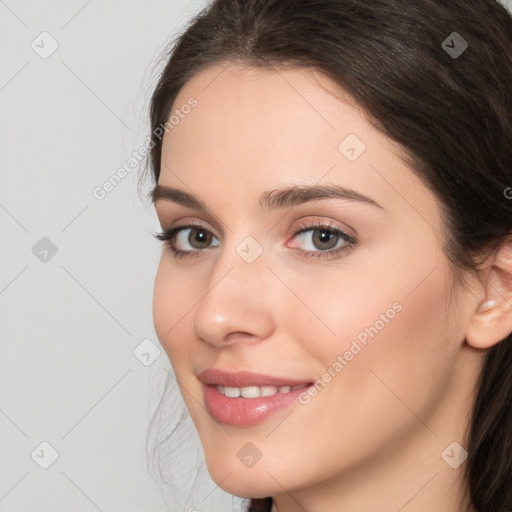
{"left": 203, "top": 384, "right": 312, "bottom": 426}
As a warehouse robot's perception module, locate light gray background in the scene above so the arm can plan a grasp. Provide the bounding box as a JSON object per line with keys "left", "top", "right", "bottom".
{"left": 1, "top": 1, "right": 511, "bottom": 511}
{"left": 0, "top": 1, "right": 240, "bottom": 511}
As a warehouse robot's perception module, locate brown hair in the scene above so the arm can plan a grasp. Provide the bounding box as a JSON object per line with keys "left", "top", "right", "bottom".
{"left": 142, "top": 1, "right": 512, "bottom": 510}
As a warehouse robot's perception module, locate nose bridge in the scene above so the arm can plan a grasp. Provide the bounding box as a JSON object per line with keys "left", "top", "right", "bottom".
{"left": 192, "top": 232, "right": 274, "bottom": 345}
{"left": 212, "top": 228, "right": 268, "bottom": 292}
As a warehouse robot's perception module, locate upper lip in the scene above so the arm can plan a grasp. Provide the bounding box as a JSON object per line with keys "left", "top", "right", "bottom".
{"left": 197, "top": 368, "right": 312, "bottom": 388}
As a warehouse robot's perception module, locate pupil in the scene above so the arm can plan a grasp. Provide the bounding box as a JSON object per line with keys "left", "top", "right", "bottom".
{"left": 314, "top": 229, "right": 337, "bottom": 250}
{"left": 191, "top": 229, "right": 209, "bottom": 248}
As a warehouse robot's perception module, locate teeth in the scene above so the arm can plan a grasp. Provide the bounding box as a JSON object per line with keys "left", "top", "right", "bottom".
{"left": 241, "top": 386, "right": 261, "bottom": 398}
{"left": 216, "top": 383, "right": 309, "bottom": 398}
{"left": 260, "top": 385, "right": 278, "bottom": 397}
{"left": 224, "top": 386, "right": 241, "bottom": 398}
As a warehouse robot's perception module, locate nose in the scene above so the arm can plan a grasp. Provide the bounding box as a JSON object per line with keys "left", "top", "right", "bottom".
{"left": 192, "top": 238, "right": 275, "bottom": 348}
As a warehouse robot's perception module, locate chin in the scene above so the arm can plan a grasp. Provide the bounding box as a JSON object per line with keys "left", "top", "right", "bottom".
{"left": 204, "top": 453, "right": 285, "bottom": 498}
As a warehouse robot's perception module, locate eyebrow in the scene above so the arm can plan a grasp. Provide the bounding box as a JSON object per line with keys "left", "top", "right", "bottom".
{"left": 151, "top": 183, "right": 384, "bottom": 211}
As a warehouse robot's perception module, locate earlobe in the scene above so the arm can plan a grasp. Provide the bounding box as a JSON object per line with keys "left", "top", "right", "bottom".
{"left": 465, "top": 238, "right": 512, "bottom": 350}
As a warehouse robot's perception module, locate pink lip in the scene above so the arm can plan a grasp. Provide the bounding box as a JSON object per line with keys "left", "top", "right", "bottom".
{"left": 198, "top": 369, "right": 313, "bottom": 426}
{"left": 197, "top": 368, "right": 311, "bottom": 387}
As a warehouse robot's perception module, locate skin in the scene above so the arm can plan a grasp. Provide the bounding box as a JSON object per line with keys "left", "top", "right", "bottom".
{"left": 152, "top": 62, "right": 512, "bottom": 512}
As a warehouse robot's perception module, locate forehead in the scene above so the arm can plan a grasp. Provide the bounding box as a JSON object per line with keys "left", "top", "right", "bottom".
{"left": 159, "top": 62, "right": 433, "bottom": 219}
{"left": 165, "top": 62, "right": 372, "bottom": 158}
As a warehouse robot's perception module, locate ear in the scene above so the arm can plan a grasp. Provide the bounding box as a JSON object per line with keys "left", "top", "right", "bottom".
{"left": 466, "top": 237, "right": 512, "bottom": 349}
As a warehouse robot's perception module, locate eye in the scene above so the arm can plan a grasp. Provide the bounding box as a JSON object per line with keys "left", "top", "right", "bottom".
{"left": 154, "top": 224, "right": 219, "bottom": 258}
{"left": 287, "top": 219, "right": 357, "bottom": 259}
{"left": 153, "top": 219, "right": 357, "bottom": 261}
{"left": 174, "top": 226, "right": 219, "bottom": 251}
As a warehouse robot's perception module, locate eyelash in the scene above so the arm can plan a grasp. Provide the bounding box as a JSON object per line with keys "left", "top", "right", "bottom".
{"left": 153, "top": 219, "right": 357, "bottom": 261}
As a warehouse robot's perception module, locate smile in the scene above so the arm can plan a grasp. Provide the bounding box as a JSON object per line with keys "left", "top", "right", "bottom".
{"left": 215, "top": 383, "right": 309, "bottom": 398}
{"left": 197, "top": 368, "right": 314, "bottom": 426}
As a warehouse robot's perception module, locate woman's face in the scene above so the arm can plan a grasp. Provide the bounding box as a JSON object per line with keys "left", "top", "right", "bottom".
{"left": 152, "top": 63, "right": 481, "bottom": 504}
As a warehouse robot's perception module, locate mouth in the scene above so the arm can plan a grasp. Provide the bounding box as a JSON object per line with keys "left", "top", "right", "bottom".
{"left": 214, "top": 383, "right": 310, "bottom": 398}
{"left": 197, "top": 369, "right": 314, "bottom": 426}
{"left": 197, "top": 368, "right": 313, "bottom": 388}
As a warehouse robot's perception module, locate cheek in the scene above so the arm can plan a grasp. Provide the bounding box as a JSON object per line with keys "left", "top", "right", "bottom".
{"left": 281, "top": 237, "right": 456, "bottom": 430}
{"left": 152, "top": 261, "right": 195, "bottom": 368}
{"left": 315, "top": 231, "right": 453, "bottom": 363}
{"left": 325, "top": 279, "right": 455, "bottom": 474}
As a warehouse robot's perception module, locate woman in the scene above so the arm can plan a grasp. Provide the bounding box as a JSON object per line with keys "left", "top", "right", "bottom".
{"left": 141, "top": 0, "right": 512, "bottom": 510}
